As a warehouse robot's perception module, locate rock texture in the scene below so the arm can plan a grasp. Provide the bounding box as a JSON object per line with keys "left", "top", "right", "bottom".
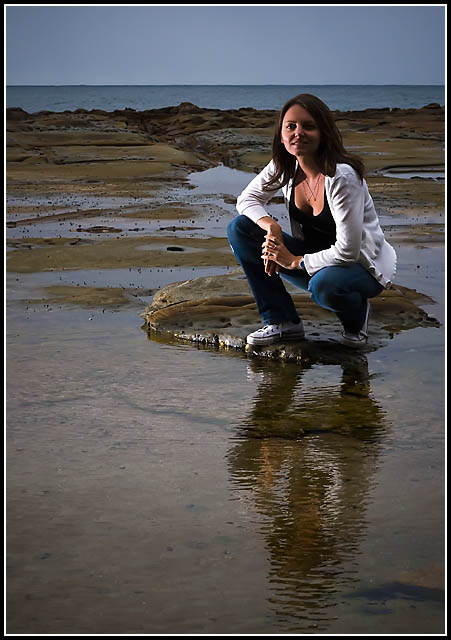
{"left": 141, "top": 270, "right": 440, "bottom": 362}
{"left": 6, "top": 102, "right": 444, "bottom": 199}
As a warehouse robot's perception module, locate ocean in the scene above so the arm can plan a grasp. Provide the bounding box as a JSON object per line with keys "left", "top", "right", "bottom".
{"left": 6, "top": 84, "right": 445, "bottom": 114}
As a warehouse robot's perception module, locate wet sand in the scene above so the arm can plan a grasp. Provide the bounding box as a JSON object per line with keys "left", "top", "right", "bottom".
{"left": 6, "top": 103, "right": 445, "bottom": 634}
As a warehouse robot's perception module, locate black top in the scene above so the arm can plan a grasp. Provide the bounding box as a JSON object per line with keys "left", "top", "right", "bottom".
{"left": 289, "top": 187, "right": 336, "bottom": 253}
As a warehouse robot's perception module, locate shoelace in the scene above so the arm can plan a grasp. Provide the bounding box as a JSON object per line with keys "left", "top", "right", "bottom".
{"left": 260, "top": 325, "right": 280, "bottom": 336}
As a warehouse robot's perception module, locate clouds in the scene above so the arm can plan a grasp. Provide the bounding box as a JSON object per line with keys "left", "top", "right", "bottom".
{"left": 6, "top": 5, "right": 445, "bottom": 85}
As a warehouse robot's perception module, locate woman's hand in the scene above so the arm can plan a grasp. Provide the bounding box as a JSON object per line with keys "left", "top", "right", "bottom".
{"left": 256, "top": 217, "right": 284, "bottom": 275}
{"left": 262, "top": 233, "right": 302, "bottom": 273}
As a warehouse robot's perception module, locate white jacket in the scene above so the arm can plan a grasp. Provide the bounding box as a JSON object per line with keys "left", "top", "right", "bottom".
{"left": 236, "top": 160, "right": 397, "bottom": 288}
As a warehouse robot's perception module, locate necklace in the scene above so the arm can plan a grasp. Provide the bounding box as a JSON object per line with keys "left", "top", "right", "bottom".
{"left": 302, "top": 173, "right": 322, "bottom": 203}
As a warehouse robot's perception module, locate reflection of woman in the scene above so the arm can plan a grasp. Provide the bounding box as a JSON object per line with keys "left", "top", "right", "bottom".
{"left": 236, "top": 354, "right": 384, "bottom": 441}
{"left": 227, "top": 94, "right": 397, "bottom": 348}
{"left": 227, "top": 355, "right": 386, "bottom": 629}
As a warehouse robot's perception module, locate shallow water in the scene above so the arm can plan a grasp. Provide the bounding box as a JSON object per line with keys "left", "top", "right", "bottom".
{"left": 6, "top": 168, "right": 244, "bottom": 241}
{"left": 379, "top": 167, "right": 445, "bottom": 180}
{"left": 6, "top": 166, "right": 446, "bottom": 634}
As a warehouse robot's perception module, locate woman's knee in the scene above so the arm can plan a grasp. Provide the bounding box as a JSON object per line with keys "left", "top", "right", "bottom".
{"left": 308, "top": 268, "right": 344, "bottom": 308}
{"left": 227, "top": 216, "right": 262, "bottom": 253}
{"left": 227, "top": 215, "right": 254, "bottom": 240}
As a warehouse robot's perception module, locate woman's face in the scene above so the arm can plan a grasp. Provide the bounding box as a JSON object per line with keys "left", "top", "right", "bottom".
{"left": 280, "top": 104, "right": 321, "bottom": 158}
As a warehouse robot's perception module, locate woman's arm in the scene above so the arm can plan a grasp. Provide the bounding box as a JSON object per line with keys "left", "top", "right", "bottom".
{"left": 236, "top": 160, "right": 281, "bottom": 223}
{"left": 236, "top": 161, "right": 287, "bottom": 275}
{"left": 235, "top": 161, "right": 304, "bottom": 275}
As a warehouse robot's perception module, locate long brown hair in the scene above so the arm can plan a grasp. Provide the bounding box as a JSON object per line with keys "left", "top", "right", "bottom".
{"left": 263, "top": 93, "right": 365, "bottom": 191}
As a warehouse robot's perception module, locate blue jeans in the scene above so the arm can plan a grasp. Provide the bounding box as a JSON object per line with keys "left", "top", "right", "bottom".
{"left": 227, "top": 215, "right": 384, "bottom": 333}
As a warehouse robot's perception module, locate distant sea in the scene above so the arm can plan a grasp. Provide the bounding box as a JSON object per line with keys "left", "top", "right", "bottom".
{"left": 5, "top": 85, "right": 445, "bottom": 114}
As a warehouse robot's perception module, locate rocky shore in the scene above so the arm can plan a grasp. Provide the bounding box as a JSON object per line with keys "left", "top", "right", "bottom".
{"left": 6, "top": 102, "right": 444, "bottom": 358}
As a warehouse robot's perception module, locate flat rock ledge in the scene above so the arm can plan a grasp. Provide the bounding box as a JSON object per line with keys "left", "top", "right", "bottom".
{"left": 141, "top": 270, "right": 440, "bottom": 363}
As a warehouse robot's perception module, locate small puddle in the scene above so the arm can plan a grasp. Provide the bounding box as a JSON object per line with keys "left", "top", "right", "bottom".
{"left": 7, "top": 266, "right": 233, "bottom": 307}
{"left": 185, "top": 163, "right": 290, "bottom": 227}
{"left": 378, "top": 166, "right": 445, "bottom": 181}
{"left": 187, "top": 163, "right": 255, "bottom": 195}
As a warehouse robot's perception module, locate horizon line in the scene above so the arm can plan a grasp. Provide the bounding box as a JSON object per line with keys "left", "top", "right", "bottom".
{"left": 6, "top": 83, "right": 445, "bottom": 88}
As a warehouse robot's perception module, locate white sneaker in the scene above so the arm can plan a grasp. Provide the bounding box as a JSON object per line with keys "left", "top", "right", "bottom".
{"left": 247, "top": 320, "right": 305, "bottom": 346}
{"left": 342, "top": 301, "right": 370, "bottom": 348}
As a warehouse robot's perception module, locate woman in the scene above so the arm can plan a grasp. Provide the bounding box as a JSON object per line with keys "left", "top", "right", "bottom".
{"left": 227, "top": 93, "right": 397, "bottom": 347}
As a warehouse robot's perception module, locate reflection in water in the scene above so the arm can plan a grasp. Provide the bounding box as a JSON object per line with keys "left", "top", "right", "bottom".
{"left": 227, "top": 354, "right": 388, "bottom": 632}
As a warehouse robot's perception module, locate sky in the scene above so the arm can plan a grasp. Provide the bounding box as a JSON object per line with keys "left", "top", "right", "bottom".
{"left": 5, "top": 4, "right": 446, "bottom": 86}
